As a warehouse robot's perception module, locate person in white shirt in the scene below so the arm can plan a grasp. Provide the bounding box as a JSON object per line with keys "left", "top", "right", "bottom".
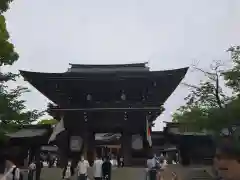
{"left": 92, "top": 156, "right": 103, "bottom": 180}
{"left": 146, "top": 158, "right": 154, "bottom": 171}
{"left": 161, "top": 159, "right": 168, "bottom": 169}
{"left": 53, "top": 158, "right": 57, "bottom": 167}
{"left": 110, "top": 157, "right": 118, "bottom": 170}
{"left": 42, "top": 161, "right": 48, "bottom": 167}
{"left": 29, "top": 162, "right": 36, "bottom": 170}
{"left": 77, "top": 155, "right": 89, "bottom": 180}
{"left": 146, "top": 154, "right": 157, "bottom": 180}
{"left": 2, "top": 156, "right": 21, "bottom": 180}
{"left": 110, "top": 159, "right": 114, "bottom": 166}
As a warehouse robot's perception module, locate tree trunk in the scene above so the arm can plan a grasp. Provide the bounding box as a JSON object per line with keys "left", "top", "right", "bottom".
{"left": 215, "top": 73, "right": 223, "bottom": 108}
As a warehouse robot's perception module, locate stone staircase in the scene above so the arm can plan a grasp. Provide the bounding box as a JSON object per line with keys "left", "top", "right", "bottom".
{"left": 40, "top": 167, "right": 146, "bottom": 180}
{"left": 166, "top": 165, "right": 215, "bottom": 180}
{"left": 186, "top": 169, "right": 214, "bottom": 180}
{"left": 22, "top": 165, "right": 216, "bottom": 180}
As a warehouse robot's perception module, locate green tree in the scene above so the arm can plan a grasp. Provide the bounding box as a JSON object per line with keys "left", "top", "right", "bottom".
{"left": 0, "top": 0, "right": 43, "bottom": 141}
{"left": 173, "top": 47, "right": 240, "bottom": 132}
{"left": 173, "top": 61, "right": 231, "bottom": 131}
{"left": 38, "top": 119, "right": 58, "bottom": 125}
{"left": 0, "top": 1, "right": 19, "bottom": 67}
{"left": 224, "top": 46, "right": 240, "bottom": 93}
{"left": 0, "top": 0, "right": 13, "bottom": 13}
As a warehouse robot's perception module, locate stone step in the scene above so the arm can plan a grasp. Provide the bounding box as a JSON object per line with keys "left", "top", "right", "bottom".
{"left": 40, "top": 167, "right": 146, "bottom": 180}
{"left": 167, "top": 165, "right": 215, "bottom": 180}
{"left": 188, "top": 170, "right": 214, "bottom": 180}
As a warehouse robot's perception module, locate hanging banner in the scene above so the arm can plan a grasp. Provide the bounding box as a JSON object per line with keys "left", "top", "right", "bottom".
{"left": 70, "top": 136, "right": 83, "bottom": 152}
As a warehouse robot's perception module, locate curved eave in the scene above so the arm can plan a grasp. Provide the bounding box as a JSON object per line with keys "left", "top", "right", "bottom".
{"left": 20, "top": 67, "right": 188, "bottom": 79}
{"left": 19, "top": 67, "right": 188, "bottom": 106}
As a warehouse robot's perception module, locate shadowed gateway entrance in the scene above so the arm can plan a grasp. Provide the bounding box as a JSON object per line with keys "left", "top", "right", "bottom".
{"left": 95, "top": 133, "right": 122, "bottom": 157}
{"left": 20, "top": 63, "right": 188, "bottom": 166}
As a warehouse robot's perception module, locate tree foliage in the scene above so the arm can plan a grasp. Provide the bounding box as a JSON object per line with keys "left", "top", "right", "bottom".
{"left": 38, "top": 119, "right": 58, "bottom": 125}
{"left": 224, "top": 46, "right": 240, "bottom": 93}
{"left": 0, "top": 0, "right": 13, "bottom": 13}
{"left": 0, "top": 86, "right": 43, "bottom": 125}
{"left": 0, "top": 0, "right": 43, "bottom": 141}
{"left": 0, "top": 1, "right": 19, "bottom": 66}
{"left": 173, "top": 49, "right": 240, "bottom": 132}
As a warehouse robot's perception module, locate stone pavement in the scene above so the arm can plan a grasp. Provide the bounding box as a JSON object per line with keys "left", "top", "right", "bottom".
{"left": 20, "top": 165, "right": 214, "bottom": 180}
{"left": 40, "top": 167, "right": 147, "bottom": 180}
{"left": 164, "top": 165, "right": 215, "bottom": 180}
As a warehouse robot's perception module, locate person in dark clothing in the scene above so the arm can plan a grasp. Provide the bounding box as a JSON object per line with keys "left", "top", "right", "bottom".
{"left": 62, "top": 161, "right": 74, "bottom": 180}
{"left": 119, "top": 156, "right": 124, "bottom": 167}
{"left": 0, "top": 153, "right": 5, "bottom": 174}
{"left": 214, "top": 138, "right": 240, "bottom": 180}
{"left": 35, "top": 160, "right": 43, "bottom": 180}
{"left": 214, "top": 127, "right": 240, "bottom": 180}
{"left": 102, "top": 156, "right": 112, "bottom": 180}
{"left": 28, "top": 161, "right": 36, "bottom": 180}
{"left": 117, "top": 155, "right": 120, "bottom": 168}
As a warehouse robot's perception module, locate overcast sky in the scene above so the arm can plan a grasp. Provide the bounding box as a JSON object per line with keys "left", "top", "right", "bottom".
{"left": 3, "top": 0, "right": 240, "bottom": 130}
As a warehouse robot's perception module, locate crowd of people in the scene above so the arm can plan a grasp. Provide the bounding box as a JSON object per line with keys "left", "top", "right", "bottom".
{"left": 0, "top": 151, "right": 175, "bottom": 180}
{"left": 62, "top": 155, "right": 116, "bottom": 180}
{"left": 3, "top": 140, "right": 240, "bottom": 180}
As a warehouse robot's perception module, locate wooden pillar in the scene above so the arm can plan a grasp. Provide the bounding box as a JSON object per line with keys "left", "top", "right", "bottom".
{"left": 35, "top": 148, "right": 41, "bottom": 180}
{"left": 59, "top": 149, "right": 68, "bottom": 168}
{"left": 57, "top": 131, "right": 69, "bottom": 168}
{"left": 29, "top": 148, "right": 35, "bottom": 164}
{"left": 83, "top": 130, "right": 88, "bottom": 157}
{"left": 121, "top": 131, "right": 132, "bottom": 166}
{"left": 87, "top": 131, "right": 95, "bottom": 166}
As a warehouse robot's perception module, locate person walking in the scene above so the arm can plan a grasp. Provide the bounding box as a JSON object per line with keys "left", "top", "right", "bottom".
{"left": 110, "top": 157, "right": 117, "bottom": 169}
{"left": 35, "top": 159, "right": 43, "bottom": 180}
{"left": 76, "top": 155, "right": 89, "bottom": 180}
{"left": 102, "top": 156, "right": 112, "bottom": 180}
{"left": 119, "top": 156, "right": 124, "bottom": 167}
{"left": 62, "top": 161, "right": 74, "bottom": 180}
{"left": 146, "top": 154, "right": 157, "bottom": 180}
{"left": 2, "top": 155, "right": 22, "bottom": 180}
{"left": 28, "top": 161, "right": 36, "bottom": 180}
{"left": 92, "top": 156, "right": 103, "bottom": 180}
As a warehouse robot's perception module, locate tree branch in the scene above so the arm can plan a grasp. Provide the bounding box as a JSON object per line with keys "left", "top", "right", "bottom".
{"left": 215, "top": 71, "right": 223, "bottom": 108}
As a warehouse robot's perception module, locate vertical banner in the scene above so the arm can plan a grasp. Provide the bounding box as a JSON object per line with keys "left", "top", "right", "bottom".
{"left": 146, "top": 116, "right": 152, "bottom": 147}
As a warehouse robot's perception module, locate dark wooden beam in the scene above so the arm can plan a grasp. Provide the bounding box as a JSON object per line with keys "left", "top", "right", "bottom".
{"left": 50, "top": 107, "right": 163, "bottom": 112}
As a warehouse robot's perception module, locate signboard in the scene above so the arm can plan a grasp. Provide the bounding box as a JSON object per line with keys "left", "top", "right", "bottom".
{"left": 70, "top": 136, "right": 83, "bottom": 152}
{"left": 132, "top": 134, "right": 143, "bottom": 150}
{"left": 41, "top": 146, "right": 58, "bottom": 151}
